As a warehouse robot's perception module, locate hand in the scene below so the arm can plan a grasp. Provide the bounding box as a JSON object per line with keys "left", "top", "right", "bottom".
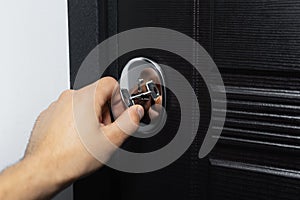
{"left": 0, "top": 77, "right": 144, "bottom": 200}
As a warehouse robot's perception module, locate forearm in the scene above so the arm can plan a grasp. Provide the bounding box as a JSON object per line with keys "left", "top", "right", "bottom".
{"left": 0, "top": 157, "right": 67, "bottom": 200}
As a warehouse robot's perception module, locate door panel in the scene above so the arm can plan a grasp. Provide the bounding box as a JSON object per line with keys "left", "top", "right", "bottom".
{"left": 210, "top": 1, "right": 300, "bottom": 198}
{"left": 68, "top": 0, "right": 300, "bottom": 199}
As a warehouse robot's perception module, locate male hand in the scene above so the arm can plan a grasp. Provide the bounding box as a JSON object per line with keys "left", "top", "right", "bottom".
{"left": 0, "top": 77, "right": 144, "bottom": 200}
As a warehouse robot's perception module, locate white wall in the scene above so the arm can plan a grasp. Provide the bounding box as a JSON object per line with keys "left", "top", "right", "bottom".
{"left": 0, "top": 0, "right": 72, "bottom": 199}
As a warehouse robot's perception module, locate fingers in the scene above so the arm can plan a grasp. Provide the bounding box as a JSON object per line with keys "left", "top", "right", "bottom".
{"left": 101, "top": 105, "right": 144, "bottom": 146}
{"left": 99, "top": 104, "right": 112, "bottom": 126}
{"left": 110, "top": 82, "right": 126, "bottom": 119}
{"left": 95, "top": 77, "right": 119, "bottom": 117}
{"left": 154, "top": 96, "right": 162, "bottom": 105}
{"left": 76, "top": 76, "right": 145, "bottom": 147}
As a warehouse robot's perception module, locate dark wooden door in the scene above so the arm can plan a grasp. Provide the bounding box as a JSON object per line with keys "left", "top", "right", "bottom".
{"left": 69, "top": 0, "right": 300, "bottom": 199}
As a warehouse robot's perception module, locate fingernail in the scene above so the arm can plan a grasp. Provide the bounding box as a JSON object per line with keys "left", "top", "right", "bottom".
{"left": 136, "top": 106, "right": 144, "bottom": 119}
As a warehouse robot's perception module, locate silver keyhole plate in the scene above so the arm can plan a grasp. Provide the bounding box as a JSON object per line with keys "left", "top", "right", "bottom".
{"left": 111, "top": 57, "right": 167, "bottom": 137}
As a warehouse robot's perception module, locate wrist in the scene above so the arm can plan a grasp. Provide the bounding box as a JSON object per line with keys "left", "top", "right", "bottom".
{"left": 12, "top": 156, "right": 69, "bottom": 200}
{"left": 21, "top": 157, "right": 62, "bottom": 195}
{"left": 0, "top": 157, "right": 62, "bottom": 200}
{"left": 22, "top": 155, "right": 73, "bottom": 192}
{"left": 24, "top": 156, "right": 63, "bottom": 199}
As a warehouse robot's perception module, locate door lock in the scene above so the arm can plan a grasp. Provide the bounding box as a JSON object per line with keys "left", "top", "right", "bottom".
{"left": 121, "top": 80, "right": 160, "bottom": 107}
{"left": 111, "top": 57, "right": 166, "bottom": 134}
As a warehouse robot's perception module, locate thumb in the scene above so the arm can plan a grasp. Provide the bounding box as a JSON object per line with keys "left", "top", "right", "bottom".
{"left": 102, "top": 105, "right": 144, "bottom": 146}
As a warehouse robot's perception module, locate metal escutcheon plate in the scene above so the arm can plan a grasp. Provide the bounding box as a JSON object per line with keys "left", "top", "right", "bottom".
{"left": 111, "top": 57, "right": 166, "bottom": 137}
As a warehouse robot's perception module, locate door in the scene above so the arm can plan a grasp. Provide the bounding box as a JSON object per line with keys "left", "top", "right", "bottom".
{"left": 68, "top": 0, "right": 300, "bottom": 199}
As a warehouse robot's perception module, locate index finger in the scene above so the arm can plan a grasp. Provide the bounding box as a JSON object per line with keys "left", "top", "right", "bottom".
{"left": 95, "top": 77, "right": 119, "bottom": 116}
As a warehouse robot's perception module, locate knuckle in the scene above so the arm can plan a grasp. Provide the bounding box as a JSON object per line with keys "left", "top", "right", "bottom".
{"left": 101, "top": 76, "right": 115, "bottom": 82}
{"left": 59, "top": 89, "right": 73, "bottom": 100}
{"left": 99, "top": 76, "right": 117, "bottom": 86}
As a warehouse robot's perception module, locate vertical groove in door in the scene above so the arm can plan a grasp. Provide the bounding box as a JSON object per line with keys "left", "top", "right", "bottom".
{"left": 190, "top": 0, "right": 214, "bottom": 199}
{"left": 190, "top": 0, "right": 201, "bottom": 199}
{"left": 107, "top": 0, "right": 119, "bottom": 77}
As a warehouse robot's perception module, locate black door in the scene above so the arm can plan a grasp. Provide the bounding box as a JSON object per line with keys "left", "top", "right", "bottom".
{"left": 68, "top": 0, "right": 300, "bottom": 199}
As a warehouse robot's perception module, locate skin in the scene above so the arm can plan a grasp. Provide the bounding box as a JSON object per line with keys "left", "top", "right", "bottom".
{"left": 0, "top": 77, "right": 144, "bottom": 200}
